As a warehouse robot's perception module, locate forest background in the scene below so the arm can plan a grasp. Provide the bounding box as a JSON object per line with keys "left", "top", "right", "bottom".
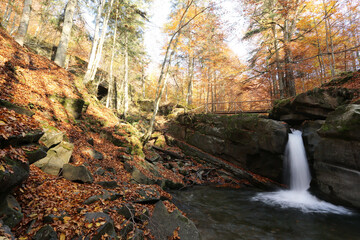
{"left": 1, "top": 0, "right": 360, "bottom": 117}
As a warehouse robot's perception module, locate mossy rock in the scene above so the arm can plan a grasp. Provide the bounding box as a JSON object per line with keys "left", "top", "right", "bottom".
{"left": 49, "top": 95, "right": 86, "bottom": 119}
{"left": 0, "top": 99, "right": 34, "bottom": 116}
{"left": 318, "top": 104, "right": 360, "bottom": 141}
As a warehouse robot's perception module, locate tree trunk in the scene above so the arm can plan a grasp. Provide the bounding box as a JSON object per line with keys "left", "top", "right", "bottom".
{"left": 54, "top": 0, "right": 78, "bottom": 67}
{"left": 88, "top": 0, "right": 114, "bottom": 83}
{"left": 106, "top": 9, "right": 118, "bottom": 109}
{"left": 84, "top": 0, "right": 105, "bottom": 84}
{"left": 14, "top": 0, "right": 32, "bottom": 46}
{"left": 322, "top": 0, "right": 335, "bottom": 77}
{"left": 123, "top": 31, "right": 129, "bottom": 118}
{"left": 186, "top": 56, "right": 194, "bottom": 105}
{"left": 2, "top": 0, "right": 14, "bottom": 28}
{"left": 283, "top": 19, "right": 296, "bottom": 97}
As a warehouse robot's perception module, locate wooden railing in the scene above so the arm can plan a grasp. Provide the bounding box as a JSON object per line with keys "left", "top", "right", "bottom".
{"left": 197, "top": 100, "right": 273, "bottom": 114}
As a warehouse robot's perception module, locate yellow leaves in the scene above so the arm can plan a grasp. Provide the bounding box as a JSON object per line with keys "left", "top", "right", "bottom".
{"left": 63, "top": 216, "right": 71, "bottom": 223}
{"left": 60, "top": 233, "right": 66, "bottom": 240}
{"left": 29, "top": 213, "right": 38, "bottom": 218}
{"left": 0, "top": 165, "right": 5, "bottom": 172}
{"left": 87, "top": 223, "right": 93, "bottom": 229}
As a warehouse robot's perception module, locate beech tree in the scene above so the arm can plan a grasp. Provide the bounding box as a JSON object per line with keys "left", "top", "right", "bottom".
{"left": 54, "top": 0, "right": 78, "bottom": 67}
{"left": 14, "top": 0, "right": 33, "bottom": 46}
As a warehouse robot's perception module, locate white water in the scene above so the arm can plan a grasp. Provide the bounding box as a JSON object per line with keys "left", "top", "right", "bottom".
{"left": 253, "top": 130, "right": 352, "bottom": 215}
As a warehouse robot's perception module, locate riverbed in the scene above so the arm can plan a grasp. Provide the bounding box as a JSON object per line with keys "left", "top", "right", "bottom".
{"left": 171, "top": 186, "right": 360, "bottom": 240}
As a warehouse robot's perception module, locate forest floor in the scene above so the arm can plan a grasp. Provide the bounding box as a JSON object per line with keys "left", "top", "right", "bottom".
{"left": 0, "top": 26, "right": 249, "bottom": 239}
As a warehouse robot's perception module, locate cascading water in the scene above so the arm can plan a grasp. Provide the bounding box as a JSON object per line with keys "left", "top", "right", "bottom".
{"left": 253, "top": 129, "right": 352, "bottom": 215}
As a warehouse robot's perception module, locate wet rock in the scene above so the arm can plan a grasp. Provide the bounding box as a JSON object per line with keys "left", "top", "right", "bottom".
{"left": 149, "top": 201, "right": 200, "bottom": 240}
{"left": 0, "top": 195, "right": 23, "bottom": 228}
{"left": 62, "top": 164, "right": 93, "bottom": 183}
{"left": 310, "top": 105, "right": 360, "bottom": 208}
{"left": 32, "top": 225, "right": 57, "bottom": 240}
{"left": 34, "top": 141, "right": 74, "bottom": 175}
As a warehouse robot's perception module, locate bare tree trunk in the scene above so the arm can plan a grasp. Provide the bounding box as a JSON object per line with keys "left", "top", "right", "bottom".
{"left": 106, "top": 9, "right": 118, "bottom": 109}
{"left": 54, "top": 0, "right": 78, "bottom": 67}
{"left": 14, "top": 0, "right": 32, "bottom": 46}
{"left": 84, "top": 0, "right": 105, "bottom": 84}
{"left": 141, "top": 67, "right": 146, "bottom": 98}
{"left": 9, "top": 13, "right": 18, "bottom": 36}
{"left": 322, "top": 0, "right": 335, "bottom": 77}
{"left": 186, "top": 56, "right": 194, "bottom": 105}
{"left": 2, "top": 0, "right": 14, "bottom": 28}
{"left": 313, "top": 18, "right": 325, "bottom": 83}
{"left": 123, "top": 31, "right": 129, "bottom": 118}
{"left": 88, "top": 0, "right": 114, "bottom": 83}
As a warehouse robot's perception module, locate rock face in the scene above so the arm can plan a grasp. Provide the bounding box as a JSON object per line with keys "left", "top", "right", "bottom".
{"left": 149, "top": 201, "right": 200, "bottom": 240}
{"left": 168, "top": 114, "right": 288, "bottom": 182}
{"left": 270, "top": 88, "right": 358, "bottom": 123}
{"left": 309, "top": 104, "right": 360, "bottom": 208}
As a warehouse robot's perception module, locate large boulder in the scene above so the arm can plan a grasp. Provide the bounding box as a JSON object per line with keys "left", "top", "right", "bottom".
{"left": 169, "top": 114, "right": 288, "bottom": 182}
{"left": 270, "top": 88, "right": 358, "bottom": 122}
{"left": 317, "top": 104, "right": 360, "bottom": 141}
{"left": 0, "top": 195, "right": 23, "bottom": 228}
{"left": 311, "top": 104, "right": 360, "bottom": 208}
{"left": 39, "top": 127, "right": 64, "bottom": 149}
{"left": 0, "top": 158, "right": 29, "bottom": 200}
{"left": 34, "top": 141, "right": 74, "bottom": 175}
{"left": 62, "top": 164, "right": 94, "bottom": 183}
{"left": 149, "top": 201, "right": 200, "bottom": 240}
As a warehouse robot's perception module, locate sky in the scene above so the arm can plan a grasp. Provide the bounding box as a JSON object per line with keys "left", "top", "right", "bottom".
{"left": 143, "top": 0, "right": 254, "bottom": 67}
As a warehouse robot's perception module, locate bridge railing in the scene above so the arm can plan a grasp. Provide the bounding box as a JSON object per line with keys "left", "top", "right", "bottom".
{"left": 197, "top": 100, "right": 273, "bottom": 114}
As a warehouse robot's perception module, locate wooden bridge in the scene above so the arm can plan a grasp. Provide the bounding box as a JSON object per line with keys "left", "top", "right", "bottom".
{"left": 198, "top": 100, "right": 273, "bottom": 114}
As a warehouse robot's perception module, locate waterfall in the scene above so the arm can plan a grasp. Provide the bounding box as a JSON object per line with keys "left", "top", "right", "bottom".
{"left": 286, "top": 130, "right": 311, "bottom": 191}
{"left": 252, "top": 130, "right": 352, "bottom": 215}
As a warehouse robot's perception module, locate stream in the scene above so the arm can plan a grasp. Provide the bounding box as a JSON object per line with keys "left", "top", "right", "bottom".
{"left": 171, "top": 186, "right": 360, "bottom": 240}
